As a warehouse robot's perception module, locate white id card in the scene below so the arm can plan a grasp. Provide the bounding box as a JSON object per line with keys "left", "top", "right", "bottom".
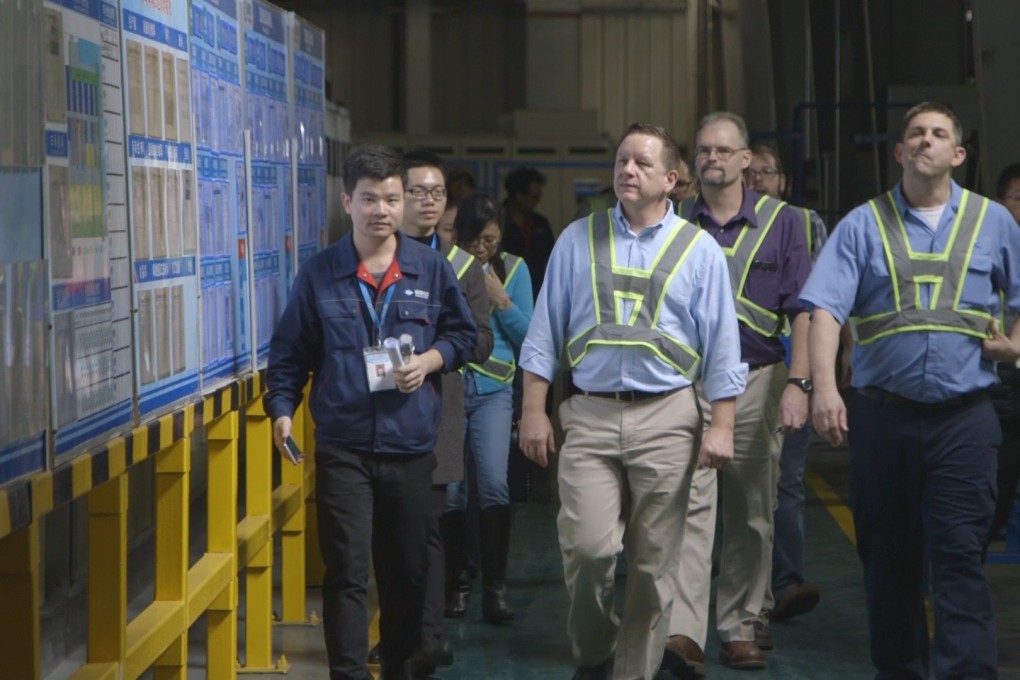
{"left": 364, "top": 347, "right": 396, "bottom": 392}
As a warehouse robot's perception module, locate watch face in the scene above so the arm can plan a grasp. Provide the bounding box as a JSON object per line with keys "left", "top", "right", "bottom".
{"left": 790, "top": 377, "right": 812, "bottom": 393}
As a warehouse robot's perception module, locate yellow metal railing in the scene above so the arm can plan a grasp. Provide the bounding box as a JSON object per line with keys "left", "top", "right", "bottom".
{"left": 0, "top": 372, "right": 322, "bottom": 679}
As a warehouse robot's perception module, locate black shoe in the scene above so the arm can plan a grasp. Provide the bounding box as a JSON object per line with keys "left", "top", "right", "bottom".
{"left": 368, "top": 642, "right": 382, "bottom": 665}
{"left": 771, "top": 582, "right": 820, "bottom": 622}
{"left": 480, "top": 505, "right": 515, "bottom": 624}
{"left": 409, "top": 639, "right": 454, "bottom": 678}
{"left": 442, "top": 511, "right": 472, "bottom": 619}
{"left": 444, "top": 584, "right": 470, "bottom": 618}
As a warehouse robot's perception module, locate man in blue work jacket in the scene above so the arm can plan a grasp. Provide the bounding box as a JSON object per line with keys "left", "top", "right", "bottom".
{"left": 264, "top": 144, "right": 478, "bottom": 680}
{"left": 803, "top": 102, "right": 1020, "bottom": 680}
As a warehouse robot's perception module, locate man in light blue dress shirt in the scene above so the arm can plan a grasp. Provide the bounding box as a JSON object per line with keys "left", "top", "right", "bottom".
{"left": 803, "top": 102, "right": 1020, "bottom": 680}
{"left": 518, "top": 122, "right": 747, "bottom": 680}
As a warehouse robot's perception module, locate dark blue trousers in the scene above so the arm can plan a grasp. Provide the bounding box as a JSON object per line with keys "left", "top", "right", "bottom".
{"left": 848, "top": 390, "right": 999, "bottom": 680}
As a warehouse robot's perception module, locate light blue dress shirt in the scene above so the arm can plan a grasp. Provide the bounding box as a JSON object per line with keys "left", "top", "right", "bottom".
{"left": 800, "top": 181, "right": 1020, "bottom": 402}
{"left": 520, "top": 202, "right": 747, "bottom": 402}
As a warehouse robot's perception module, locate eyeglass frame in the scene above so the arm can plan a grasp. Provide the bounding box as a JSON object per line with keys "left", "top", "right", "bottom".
{"left": 406, "top": 185, "right": 447, "bottom": 201}
{"left": 745, "top": 167, "right": 781, "bottom": 180}
{"left": 468, "top": 235, "right": 500, "bottom": 249}
{"left": 695, "top": 145, "right": 749, "bottom": 161}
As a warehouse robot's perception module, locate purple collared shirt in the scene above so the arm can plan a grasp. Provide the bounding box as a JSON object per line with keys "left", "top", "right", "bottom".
{"left": 686, "top": 187, "right": 812, "bottom": 367}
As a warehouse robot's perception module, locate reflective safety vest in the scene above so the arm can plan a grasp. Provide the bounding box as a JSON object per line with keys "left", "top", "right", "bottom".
{"left": 799, "top": 207, "right": 813, "bottom": 255}
{"left": 565, "top": 209, "right": 704, "bottom": 377}
{"left": 679, "top": 194, "right": 787, "bottom": 337}
{"left": 446, "top": 245, "right": 474, "bottom": 281}
{"left": 467, "top": 253, "right": 524, "bottom": 384}
{"left": 851, "top": 189, "right": 994, "bottom": 345}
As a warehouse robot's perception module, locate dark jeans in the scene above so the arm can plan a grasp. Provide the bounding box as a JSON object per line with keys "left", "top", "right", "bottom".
{"left": 773, "top": 425, "right": 811, "bottom": 598}
{"left": 316, "top": 447, "right": 435, "bottom": 680}
{"left": 848, "top": 391, "right": 999, "bottom": 680}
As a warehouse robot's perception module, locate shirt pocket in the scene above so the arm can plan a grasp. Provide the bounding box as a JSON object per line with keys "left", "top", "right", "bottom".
{"left": 394, "top": 299, "right": 440, "bottom": 351}
{"left": 316, "top": 298, "right": 362, "bottom": 349}
{"left": 959, "top": 241, "right": 996, "bottom": 311}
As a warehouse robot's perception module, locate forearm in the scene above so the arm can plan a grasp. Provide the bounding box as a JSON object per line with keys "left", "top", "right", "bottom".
{"left": 708, "top": 397, "right": 736, "bottom": 431}
{"left": 788, "top": 311, "right": 811, "bottom": 378}
{"left": 809, "top": 309, "right": 842, "bottom": 390}
{"left": 522, "top": 370, "right": 551, "bottom": 414}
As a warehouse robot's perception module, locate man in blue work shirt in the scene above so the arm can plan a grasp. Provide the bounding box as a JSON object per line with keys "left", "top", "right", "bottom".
{"left": 264, "top": 144, "right": 477, "bottom": 680}
{"left": 519, "top": 122, "right": 747, "bottom": 680}
{"left": 804, "top": 102, "right": 1020, "bottom": 680}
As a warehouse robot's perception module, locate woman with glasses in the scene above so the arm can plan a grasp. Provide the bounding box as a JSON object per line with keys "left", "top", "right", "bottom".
{"left": 443, "top": 193, "right": 534, "bottom": 624}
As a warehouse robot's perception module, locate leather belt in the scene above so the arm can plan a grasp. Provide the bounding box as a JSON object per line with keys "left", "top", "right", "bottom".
{"left": 576, "top": 384, "right": 687, "bottom": 402}
{"left": 857, "top": 386, "right": 990, "bottom": 410}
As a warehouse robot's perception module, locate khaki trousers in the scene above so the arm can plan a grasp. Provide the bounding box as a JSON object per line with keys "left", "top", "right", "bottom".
{"left": 557, "top": 388, "right": 701, "bottom": 680}
{"left": 669, "top": 363, "right": 786, "bottom": 644}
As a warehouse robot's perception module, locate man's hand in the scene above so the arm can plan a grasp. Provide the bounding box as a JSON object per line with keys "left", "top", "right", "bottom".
{"left": 811, "top": 385, "right": 848, "bottom": 446}
{"left": 982, "top": 318, "right": 1020, "bottom": 363}
{"left": 698, "top": 423, "right": 734, "bottom": 470}
{"left": 779, "top": 384, "right": 809, "bottom": 432}
{"left": 519, "top": 409, "right": 555, "bottom": 468}
{"left": 393, "top": 349, "right": 443, "bottom": 393}
{"left": 272, "top": 416, "right": 304, "bottom": 463}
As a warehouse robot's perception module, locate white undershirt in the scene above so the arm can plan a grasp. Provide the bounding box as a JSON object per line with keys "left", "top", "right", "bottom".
{"left": 914, "top": 203, "right": 947, "bottom": 232}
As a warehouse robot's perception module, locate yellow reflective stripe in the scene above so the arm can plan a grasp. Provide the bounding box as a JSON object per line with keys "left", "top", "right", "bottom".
{"left": 614, "top": 291, "right": 643, "bottom": 326}
{"left": 574, "top": 339, "right": 697, "bottom": 376}
{"left": 870, "top": 196, "right": 902, "bottom": 312}
{"left": 802, "top": 207, "right": 813, "bottom": 254}
{"left": 856, "top": 321, "right": 991, "bottom": 346}
{"left": 954, "top": 195, "right": 990, "bottom": 308}
{"left": 446, "top": 245, "right": 475, "bottom": 280}
{"left": 651, "top": 230, "right": 704, "bottom": 326}
{"left": 720, "top": 225, "right": 750, "bottom": 257}
{"left": 502, "top": 253, "right": 523, "bottom": 288}
{"left": 468, "top": 355, "right": 516, "bottom": 383}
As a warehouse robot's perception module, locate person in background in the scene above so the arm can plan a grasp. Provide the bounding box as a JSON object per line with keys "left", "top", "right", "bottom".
{"left": 437, "top": 203, "right": 458, "bottom": 246}
{"left": 987, "top": 162, "right": 1020, "bottom": 553}
{"left": 444, "top": 193, "right": 534, "bottom": 625}
{"left": 446, "top": 166, "right": 477, "bottom": 206}
{"left": 805, "top": 102, "right": 1020, "bottom": 680}
{"left": 265, "top": 144, "right": 477, "bottom": 680}
{"left": 745, "top": 143, "right": 824, "bottom": 634}
{"left": 502, "top": 166, "right": 556, "bottom": 300}
{"left": 668, "top": 157, "right": 698, "bottom": 205}
{"left": 669, "top": 113, "right": 811, "bottom": 674}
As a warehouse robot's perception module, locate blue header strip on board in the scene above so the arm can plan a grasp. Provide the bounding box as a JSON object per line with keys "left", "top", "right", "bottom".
{"left": 134, "top": 256, "right": 198, "bottom": 283}
{"left": 53, "top": 278, "right": 113, "bottom": 312}
{"left": 128, "top": 135, "right": 194, "bottom": 163}
{"left": 123, "top": 9, "right": 189, "bottom": 51}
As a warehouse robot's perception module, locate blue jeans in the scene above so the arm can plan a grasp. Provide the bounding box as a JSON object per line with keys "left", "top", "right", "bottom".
{"left": 848, "top": 390, "right": 999, "bottom": 680}
{"left": 772, "top": 425, "right": 811, "bottom": 598}
{"left": 447, "top": 375, "right": 513, "bottom": 510}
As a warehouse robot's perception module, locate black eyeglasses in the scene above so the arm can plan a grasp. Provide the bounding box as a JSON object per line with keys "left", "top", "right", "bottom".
{"left": 695, "top": 145, "right": 747, "bottom": 160}
{"left": 406, "top": 186, "right": 447, "bottom": 201}
{"left": 746, "top": 167, "right": 779, "bottom": 179}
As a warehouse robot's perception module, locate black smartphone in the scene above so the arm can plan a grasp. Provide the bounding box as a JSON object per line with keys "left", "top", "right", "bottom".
{"left": 282, "top": 435, "right": 302, "bottom": 464}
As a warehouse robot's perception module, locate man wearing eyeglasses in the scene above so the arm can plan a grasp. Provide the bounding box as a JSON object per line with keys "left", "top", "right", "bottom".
{"left": 668, "top": 158, "right": 698, "bottom": 205}
{"left": 380, "top": 151, "right": 493, "bottom": 677}
{"left": 745, "top": 143, "right": 826, "bottom": 636}
{"left": 665, "top": 113, "right": 812, "bottom": 674}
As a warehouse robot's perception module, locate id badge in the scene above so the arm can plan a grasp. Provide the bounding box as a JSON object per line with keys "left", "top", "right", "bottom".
{"left": 364, "top": 346, "right": 396, "bottom": 392}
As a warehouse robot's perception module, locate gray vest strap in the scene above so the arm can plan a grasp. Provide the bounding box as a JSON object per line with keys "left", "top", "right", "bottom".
{"left": 854, "top": 190, "right": 992, "bottom": 343}
{"left": 446, "top": 245, "right": 474, "bottom": 281}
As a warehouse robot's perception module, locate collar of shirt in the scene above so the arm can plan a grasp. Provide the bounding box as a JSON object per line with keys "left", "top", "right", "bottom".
{"left": 891, "top": 179, "right": 963, "bottom": 227}
{"left": 332, "top": 232, "right": 419, "bottom": 292}
{"left": 688, "top": 185, "right": 763, "bottom": 231}
{"left": 612, "top": 202, "right": 676, "bottom": 238}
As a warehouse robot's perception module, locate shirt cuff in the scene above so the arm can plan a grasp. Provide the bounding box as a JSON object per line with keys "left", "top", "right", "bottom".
{"left": 702, "top": 363, "right": 749, "bottom": 402}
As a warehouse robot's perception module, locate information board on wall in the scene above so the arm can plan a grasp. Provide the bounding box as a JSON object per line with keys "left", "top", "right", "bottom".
{"left": 243, "top": 0, "right": 292, "bottom": 364}
{"left": 192, "top": 0, "right": 253, "bottom": 386}
{"left": 121, "top": 0, "right": 201, "bottom": 417}
{"left": 289, "top": 14, "right": 326, "bottom": 269}
{"left": 42, "top": 0, "right": 134, "bottom": 459}
{"left": 0, "top": 1, "right": 47, "bottom": 484}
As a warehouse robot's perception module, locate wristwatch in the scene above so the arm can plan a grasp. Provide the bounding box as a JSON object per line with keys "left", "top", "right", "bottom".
{"left": 787, "top": 377, "right": 813, "bottom": 394}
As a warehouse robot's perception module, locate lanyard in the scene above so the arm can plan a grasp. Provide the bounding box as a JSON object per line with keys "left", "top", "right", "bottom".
{"left": 359, "top": 281, "right": 396, "bottom": 345}
{"left": 430, "top": 233, "right": 438, "bottom": 250}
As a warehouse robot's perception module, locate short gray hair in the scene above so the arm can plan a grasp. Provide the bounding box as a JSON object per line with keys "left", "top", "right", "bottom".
{"left": 699, "top": 111, "right": 750, "bottom": 149}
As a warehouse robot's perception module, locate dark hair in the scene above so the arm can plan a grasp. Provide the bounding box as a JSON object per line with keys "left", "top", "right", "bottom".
{"left": 454, "top": 193, "right": 506, "bottom": 280}
{"left": 901, "top": 102, "right": 963, "bottom": 145}
{"left": 996, "top": 163, "right": 1020, "bottom": 199}
{"left": 446, "top": 167, "right": 476, "bottom": 188}
{"left": 343, "top": 144, "right": 405, "bottom": 193}
{"left": 504, "top": 167, "right": 546, "bottom": 200}
{"left": 749, "top": 143, "right": 784, "bottom": 175}
{"left": 403, "top": 150, "right": 447, "bottom": 179}
{"left": 618, "top": 122, "right": 682, "bottom": 171}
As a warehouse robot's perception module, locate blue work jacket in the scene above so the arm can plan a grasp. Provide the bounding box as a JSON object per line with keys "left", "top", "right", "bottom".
{"left": 265, "top": 233, "right": 478, "bottom": 455}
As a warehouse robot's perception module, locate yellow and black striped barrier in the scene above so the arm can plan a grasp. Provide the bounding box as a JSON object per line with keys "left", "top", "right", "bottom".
{"left": 0, "top": 371, "right": 321, "bottom": 679}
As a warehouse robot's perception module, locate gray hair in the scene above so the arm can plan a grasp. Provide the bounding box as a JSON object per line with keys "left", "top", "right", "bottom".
{"left": 699, "top": 111, "right": 750, "bottom": 149}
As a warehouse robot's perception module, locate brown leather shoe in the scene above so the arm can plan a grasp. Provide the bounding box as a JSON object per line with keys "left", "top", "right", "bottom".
{"left": 719, "top": 640, "right": 766, "bottom": 670}
{"left": 662, "top": 634, "right": 706, "bottom": 677}
{"left": 771, "top": 582, "right": 821, "bottom": 622}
